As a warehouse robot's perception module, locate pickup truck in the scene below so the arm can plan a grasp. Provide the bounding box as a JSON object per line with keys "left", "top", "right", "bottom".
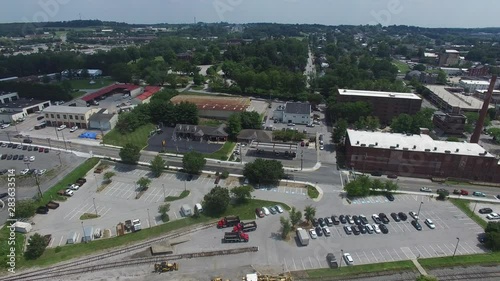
{"left": 46, "top": 201, "right": 60, "bottom": 209}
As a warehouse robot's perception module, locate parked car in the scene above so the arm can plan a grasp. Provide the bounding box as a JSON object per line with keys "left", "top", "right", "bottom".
{"left": 365, "top": 224, "right": 374, "bottom": 234}
{"left": 312, "top": 218, "right": 319, "bottom": 227}
{"left": 379, "top": 213, "right": 390, "bottom": 224}
{"left": 372, "top": 224, "right": 381, "bottom": 234}
{"left": 325, "top": 217, "right": 334, "bottom": 227}
{"left": 262, "top": 207, "right": 270, "bottom": 216}
{"left": 352, "top": 215, "right": 361, "bottom": 225}
{"left": 352, "top": 225, "right": 360, "bottom": 235}
{"left": 371, "top": 171, "right": 382, "bottom": 177}
{"left": 20, "top": 169, "right": 29, "bottom": 175}
{"left": 29, "top": 156, "right": 35, "bottom": 162}
{"left": 318, "top": 217, "right": 326, "bottom": 227}
{"left": 379, "top": 224, "right": 389, "bottom": 234}
{"left": 346, "top": 215, "right": 354, "bottom": 224}
{"left": 255, "top": 208, "right": 264, "bottom": 218}
{"left": 36, "top": 169, "right": 47, "bottom": 175}
{"left": 479, "top": 208, "right": 493, "bottom": 214}
{"left": 309, "top": 228, "right": 318, "bottom": 239}
{"left": 44, "top": 148, "right": 49, "bottom": 153}
{"left": 69, "top": 184, "right": 79, "bottom": 190}
{"left": 38, "top": 147, "right": 44, "bottom": 152}
{"left": 331, "top": 215, "right": 340, "bottom": 225}
{"left": 420, "top": 187, "right": 432, "bottom": 192}
{"left": 343, "top": 253, "right": 354, "bottom": 265}
{"left": 387, "top": 174, "right": 398, "bottom": 179}
{"left": 12, "top": 155, "right": 18, "bottom": 160}
{"left": 339, "top": 215, "right": 347, "bottom": 224}
{"left": 486, "top": 213, "right": 500, "bottom": 220}
{"left": 275, "top": 205, "right": 284, "bottom": 213}
{"left": 57, "top": 125, "right": 66, "bottom": 131}
{"left": 391, "top": 213, "right": 401, "bottom": 222}
{"left": 424, "top": 219, "right": 436, "bottom": 229}
{"left": 343, "top": 226, "right": 352, "bottom": 235}
{"left": 316, "top": 226, "right": 323, "bottom": 237}
{"left": 70, "top": 126, "right": 78, "bottom": 132}
{"left": 398, "top": 212, "right": 408, "bottom": 221}
{"left": 268, "top": 206, "right": 276, "bottom": 215}
{"left": 409, "top": 211, "right": 419, "bottom": 220}
{"left": 454, "top": 189, "right": 469, "bottom": 195}
{"left": 359, "top": 215, "right": 368, "bottom": 225}
{"left": 6, "top": 154, "right": 12, "bottom": 160}
{"left": 411, "top": 220, "right": 422, "bottom": 231}
{"left": 473, "top": 191, "right": 486, "bottom": 197}
{"left": 359, "top": 225, "right": 367, "bottom": 234}
{"left": 372, "top": 214, "right": 382, "bottom": 224}
{"left": 322, "top": 227, "right": 331, "bottom": 237}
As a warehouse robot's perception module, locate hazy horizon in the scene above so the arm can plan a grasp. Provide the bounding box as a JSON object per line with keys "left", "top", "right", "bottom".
{"left": 1, "top": 0, "right": 500, "bottom": 28}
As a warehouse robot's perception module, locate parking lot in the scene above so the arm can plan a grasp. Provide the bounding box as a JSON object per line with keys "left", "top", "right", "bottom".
{"left": 146, "top": 127, "right": 223, "bottom": 154}
{"left": 0, "top": 141, "right": 56, "bottom": 176}
{"left": 30, "top": 164, "right": 222, "bottom": 248}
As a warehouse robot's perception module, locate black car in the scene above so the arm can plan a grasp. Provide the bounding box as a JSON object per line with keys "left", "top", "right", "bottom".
{"left": 436, "top": 188, "right": 447, "bottom": 194}
{"left": 33, "top": 146, "right": 38, "bottom": 151}
{"left": 359, "top": 225, "right": 367, "bottom": 234}
{"left": 371, "top": 171, "right": 382, "bottom": 177}
{"left": 387, "top": 174, "right": 398, "bottom": 179}
{"left": 13, "top": 155, "right": 18, "bottom": 160}
{"left": 27, "top": 146, "right": 33, "bottom": 151}
{"left": 339, "top": 215, "right": 347, "bottom": 224}
{"left": 23, "top": 138, "right": 32, "bottom": 144}
{"left": 380, "top": 224, "right": 389, "bottom": 234}
{"left": 326, "top": 253, "right": 338, "bottom": 268}
{"left": 1, "top": 154, "right": 6, "bottom": 159}
{"left": 497, "top": 195, "right": 500, "bottom": 200}
{"left": 352, "top": 225, "right": 360, "bottom": 235}
{"left": 312, "top": 218, "right": 319, "bottom": 227}
{"left": 411, "top": 220, "right": 422, "bottom": 231}
{"left": 7, "top": 154, "right": 13, "bottom": 160}
{"left": 398, "top": 212, "right": 408, "bottom": 221}
{"left": 318, "top": 218, "right": 326, "bottom": 227}
{"left": 479, "top": 208, "right": 493, "bottom": 214}
{"left": 7, "top": 143, "right": 13, "bottom": 148}
{"left": 353, "top": 215, "right": 361, "bottom": 225}
{"left": 390, "top": 213, "right": 401, "bottom": 222}
{"left": 22, "top": 145, "right": 28, "bottom": 150}
{"left": 331, "top": 215, "right": 340, "bottom": 225}
{"left": 379, "top": 213, "right": 390, "bottom": 224}
{"left": 359, "top": 215, "right": 368, "bottom": 225}
{"left": 316, "top": 226, "right": 323, "bottom": 236}
{"left": 18, "top": 154, "right": 24, "bottom": 160}
{"left": 12, "top": 144, "right": 18, "bottom": 149}
{"left": 386, "top": 193, "right": 395, "bottom": 201}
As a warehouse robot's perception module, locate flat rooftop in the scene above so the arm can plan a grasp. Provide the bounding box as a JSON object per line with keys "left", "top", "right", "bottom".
{"left": 338, "top": 89, "right": 421, "bottom": 100}
{"left": 43, "top": 106, "right": 96, "bottom": 114}
{"left": 347, "top": 129, "right": 494, "bottom": 158}
{"left": 460, "top": 80, "right": 490, "bottom": 85}
{"left": 0, "top": 98, "right": 47, "bottom": 109}
{"left": 426, "top": 85, "right": 490, "bottom": 110}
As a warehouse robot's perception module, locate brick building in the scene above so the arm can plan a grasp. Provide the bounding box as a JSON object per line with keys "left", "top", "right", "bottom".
{"left": 337, "top": 89, "right": 422, "bottom": 124}
{"left": 432, "top": 112, "right": 467, "bottom": 135}
{"left": 345, "top": 129, "right": 500, "bottom": 183}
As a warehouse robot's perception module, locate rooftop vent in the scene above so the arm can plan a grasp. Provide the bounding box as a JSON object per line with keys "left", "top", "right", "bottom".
{"left": 455, "top": 148, "right": 459, "bottom": 152}
{"left": 445, "top": 150, "right": 451, "bottom": 154}
{"left": 434, "top": 147, "right": 437, "bottom": 151}
{"left": 403, "top": 147, "right": 409, "bottom": 151}
{"left": 356, "top": 141, "right": 360, "bottom": 145}
{"left": 396, "top": 144, "right": 399, "bottom": 148}
{"left": 425, "top": 149, "right": 431, "bottom": 152}
{"left": 389, "top": 93, "right": 396, "bottom": 97}
{"left": 375, "top": 142, "right": 378, "bottom": 146}
{"left": 360, "top": 144, "right": 366, "bottom": 147}
{"left": 413, "top": 145, "right": 417, "bottom": 149}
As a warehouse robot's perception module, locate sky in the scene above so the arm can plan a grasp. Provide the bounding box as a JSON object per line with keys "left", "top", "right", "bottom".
{"left": 1, "top": 0, "right": 500, "bottom": 28}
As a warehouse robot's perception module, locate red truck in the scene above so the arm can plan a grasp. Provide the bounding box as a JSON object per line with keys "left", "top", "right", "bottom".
{"left": 223, "top": 231, "right": 249, "bottom": 243}
{"left": 232, "top": 221, "right": 257, "bottom": 233}
{"left": 453, "top": 189, "right": 469, "bottom": 195}
{"left": 217, "top": 216, "right": 240, "bottom": 229}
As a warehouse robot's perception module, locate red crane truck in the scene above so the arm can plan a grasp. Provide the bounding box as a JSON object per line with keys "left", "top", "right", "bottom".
{"left": 217, "top": 216, "right": 240, "bottom": 228}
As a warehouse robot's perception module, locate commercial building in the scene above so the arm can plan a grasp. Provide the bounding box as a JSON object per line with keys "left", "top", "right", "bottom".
{"left": 43, "top": 106, "right": 101, "bottom": 129}
{"left": 439, "top": 50, "right": 460, "bottom": 67}
{"left": 82, "top": 84, "right": 142, "bottom": 103}
{"left": 432, "top": 112, "right": 467, "bottom": 135}
{"left": 173, "top": 124, "right": 228, "bottom": 142}
{"left": 467, "top": 65, "right": 489, "bottom": 77}
{"left": 345, "top": 129, "right": 500, "bottom": 183}
{"left": 474, "top": 89, "right": 500, "bottom": 104}
{"left": 132, "top": 86, "right": 162, "bottom": 104}
{"left": 273, "top": 102, "right": 312, "bottom": 125}
{"left": 459, "top": 79, "right": 490, "bottom": 92}
{"left": 88, "top": 109, "right": 118, "bottom": 131}
{"left": 170, "top": 95, "right": 250, "bottom": 120}
{"left": 426, "top": 85, "right": 491, "bottom": 113}
{"left": 337, "top": 89, "right": 422, "bottom": 124}
{"left": 0, "top": 92, "right": 51, "bottom": 123}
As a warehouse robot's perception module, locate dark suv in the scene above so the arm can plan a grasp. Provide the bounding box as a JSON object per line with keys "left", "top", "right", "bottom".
{"left": 411, "top": 220, "right": 422, "bottom": 231}
{"left": 331, "top": 215, "right": 340, "bottom": 225}
{"left": 398, "top": 212, "right": 408, "bottom": 221}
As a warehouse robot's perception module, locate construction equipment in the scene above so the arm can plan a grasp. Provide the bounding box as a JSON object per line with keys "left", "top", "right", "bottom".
{"left": 232, "top": 221, "right": 257, "bottom": 232}
{"left": 153, "top": 261, "right": 179, "bottom": 273}
{"left": 223, "top": 231, "right": 249, "bottom": 243}
{"left": 217, "top": 216, "right": 240, "bottom": 228}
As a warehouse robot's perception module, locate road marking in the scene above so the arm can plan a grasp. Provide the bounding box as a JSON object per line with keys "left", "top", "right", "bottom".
{"left": 301, "top": 258, "right": 306, "bottom": 270}
{"left": 458, "top": 243, "right": 470, "bottom": 254}
{"left": 413, "top": 246, "right": 425, "bottom": 258}
{"left": 292, "top": 258, "right": 297, "bottom": 270}
{"left": 435, "top": 244, "right": 446, "bottom": 256}
{"left": 48, "top": 236, "right": 54, "bottom": 248}
{"left": 308, "top": 257, "right": 314, "bottom": 268}
{"left": 354, "top": 252, "right": 362, "bottom": 264}
{"left": 442, "top": 243, "right": 453, "bottom": 255}
{"left": 370, "top": 251, "right": 377, "bottom": 263}
{"left": 101, "top": 207, "right": 111, "bottom": 217}
{"left": 385, "top": 249, "right": 394, "bottom": 261}
{"left": 58, "top": 235, "right": 64, "bottom": 246}
{"left": 363, "top": 251, "right": 369, "bottom": 263}
{"left": 377, "top": 249, "right": 386, "bottom": 262}
{"left": 463, "top": 242, "right": 478, "bottom": 254}
{"left": 400, "top": 247, "right": 416, "bottom": 259}
{"left": 284, "top": 258, "right": 289, "bottom": 273}
{"left": 393, "top": 248, "right": 402, "bottom": 260}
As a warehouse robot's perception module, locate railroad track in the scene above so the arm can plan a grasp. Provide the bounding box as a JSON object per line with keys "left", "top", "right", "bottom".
{"left": 0, "top": 222, "right": 215, "bottom": 281}
{"left": 436, "top": 271, "right": 500, "bottom": 281}
{"left": 4, "top": 247, "right": 258, "bottom": 281}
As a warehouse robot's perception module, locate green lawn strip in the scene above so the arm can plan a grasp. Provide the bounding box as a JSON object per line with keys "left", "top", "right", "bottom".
{"left": 307, "top": 185, "right": 319, "bottom": 199}
{"left": 80, "top": 213, "right": 100, "bottom": 220}
{"left": 206, "top": 141, "right": 236, "bottom": 161}
{"left": 449, "top": 198, "right": 487, "bottom": 229}
{"left": 69, "top": 91, "right": 87, "bottom": 99}
{"left": 164, "top": 190, "right": 190, "bottom": 202}
{"left": 102, "top": 123, "right": 156, "bottom": 148}
{"left": 41, "top": 158, "right": 100, "bottom": 203}
{"left": 16, "top": 199, "right": 288, "bottom": 268}
{"left": 392, "top": 60, "right": 410, "bottom": 73}
{"left": 419, "top": 252, "right": 500, "bottom": 269}
{"left": 64, "top": 78, "right": 114, "bottom": 90}
{"left": 199, "top": 118, "right": 224, "bottom": 126}
{"left": 0, "top": 225, "right": 26, "bottom": 270}
{"left": 305, "top": 260, "right": 416, "bottom": 279}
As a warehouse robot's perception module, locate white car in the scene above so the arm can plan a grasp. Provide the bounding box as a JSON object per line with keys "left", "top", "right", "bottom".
{"left": 420, "top": 187, "right": 432, "bottom": 192}
{"left": 20, "top": 169, "right": 29, "bottom": 175}
{"left": 1, "top": 124, "right": 10, "bottom": 129}
{"left": 65, "top": 189, "right": 74, "bottom": 196}
{"left": 70, "top": 126, "right": 78, "bottom": 132}
{"left": 486, "top": 213, "right": 500, "bottom": 220}
{"left": 36, "top": 169, "right": 47, "bottom": 175}
{"left": 69, "top": 184, "right": 79, "bottom": 190}
{"left": 275, "top": 205, "right": 284, "bottom": 213}
{"left": 323, "top": 226, "right": 331, "bottom": 237}
{"left": 309, "top": 228, "right": 318, "bottom": 239}
{"left": 29, "top": 156, "right": 35, "bottom": 162}
{"left": 262, "top": 207, "right": 270, "bottom": 216}
{"left": 409, "top": 211, "right": 419, "bottom": 220}
{"left": 319, "top": 145, "right": 324, "bottom": 150}
{"left": 343, "top": 253, "right": 354, "bottom": 265}
{"left": 57, "top": 125, "right": 66, "bottom": 131}
{"left": 365, "top": 224, "right": 374, "bottom": 234}
{"left": 372, "top": 224, "right": 381, "bottom": 234}
{"left": 425, "top": 219, "right": 436, "bottom": 229}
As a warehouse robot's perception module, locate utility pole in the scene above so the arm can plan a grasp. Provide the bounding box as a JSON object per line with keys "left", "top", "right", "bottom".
{"left": 55, "top": 126, "right": 59, "bottom": 140}
{"left": 47, "top": 138, "right": 52, "bottom": 151}
{"left": 25, "top": 162, "right": 43, "bottom": 199}
{"left": 417, "top": 201, "right": 424, "bottom": 220}
{"left": 61, "top": 130, "right": 68, "bottom": 151}
{"left": 340, "top": 249, "right": 344, "bottom": 269}
{"left": 6, "top": 131, "right": 11, "bottom": 142}
{"left": 300, "top": 150, "right": 303, "bottom": 171}
{"left": 453, "top": 237, "right": 460, "bottom": 257}
{"left": 162, "top": 183, "right": 166, "bottom": 200}
{"left": 147, "top": 208, "right": 151, "bottom": 228}
{"left": 57, "top": 152, "right": 62, "bottom": 166}
{"left": 81, "top": 221, "right": 87, "bottom": 243}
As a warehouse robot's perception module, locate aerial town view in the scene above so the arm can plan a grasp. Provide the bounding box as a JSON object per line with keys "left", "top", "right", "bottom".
{"left": 1, "top": 1, "right": 500, "bottom": 280}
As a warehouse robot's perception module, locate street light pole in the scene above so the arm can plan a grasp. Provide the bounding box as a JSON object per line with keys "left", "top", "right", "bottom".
{"left": 340, "top": 249, "right": 343, "bottom": 269}
{"left": 453, "top": 237, "right": 460, "bottom": 257}
{"left": 57, "top": 152, "right": 62, "bottom": 166}
{"left": 6, "top": 131, "right": 11, "bottom": 142}
{"left": 61, "top": 130, "right": 67, "bottom": 151}
{"left": 417, "top": 201, "right": 424, "bottom": 220}
{"left": 47, "top": 138, "right": 51, "bottom": 151}
{"left": 147, "top": 208, "right": 151, "bottom": 228}
{"left": 473, "top": 202, "right": 478, "bottom": 213}
{"left": 25, "top": 162, "right": 43, "bottom": 199}
{"left": 81, "top": 221, "right": 87, "bottom": 243}
{"left": 162, "top": 183, "right": 166, "bottom": 200}
{"left": 93, "top": 197, "right": 98, "bottom": 216}
{"left": 300, "top": 150, "right": 303, "bottom": 171}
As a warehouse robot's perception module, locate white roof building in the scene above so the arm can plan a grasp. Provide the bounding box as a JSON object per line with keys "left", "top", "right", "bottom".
{"left": 338, "top": 89, "right": 421, "bottom": 100}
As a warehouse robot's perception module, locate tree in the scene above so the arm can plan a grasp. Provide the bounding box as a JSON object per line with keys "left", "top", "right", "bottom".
{"left": 182, "top": 151, "right": 206, "bottom": 175}
{"left": 230, "top": 185, "right": 253, "bottom": 203}
{"left": 289, "top": 207, "right": 302, "bottom": 228}
{"left": 193, "top": 73, "right": 204, "bottom": 85}
{"left": 332, "top": 119, "right": 348, "bottom": 143}
{"left": 110, "top": 63, "right": 132, "bottom": 83}
{"left": 240, "top": 111, "right": 261, "bottom": 129}
{"left": 243, "top": 159, "right": 285, "bottom": 187}
{"left": 413, "top": 64, "right": 426, "bottom": 71}
{"left": 437, "top": 189, "right": 449, "bottom": 200}
{"left": 280, "top": 216, "right": 292, "bottom": 240}
{"left": 15, "top": 200, "right": 36, "bottom": 219}
{"left": 304, "top": 205, "right": 316, "bottom": 223}
{"left": 371, "top": 179, "right": 385, "bottom": 191}
{"left": 344, "top": 175, "right": 371, "bottom": 197}
{"left": 119, "top": 143, "right": 141, "bottom": 164}
{"left": 436, "top": 70, "right": 447, "bottom": 84}
{"left": 150, "top": 154, "right": 166, "bottom": 177}
{"left": 158, "top": 203, "right": 170, "bottom": 222}
{"left": 365, "top": 116, "right": 380, "bottom": 130}
{"left": 203, "top": 186, "right": 230, "bottom": 215}
{"left": 391, "top": 114, "right": 414, "bottom": 133}
{"left": 103, "top": 171, "right": 115, "bottom": 183}
{"left": 136, "top": 177, "right": 151, "bottom": 191}
{"left": 25, "top": 233, "right": 48, "bottom": 260}
{"left": 80, "top": 69, "right": 90, "bottom": 79}
{"left": 226, "top": 113, "right": 242, "bottom": 139}
{"left": 175, "top": 101, "right": 199, "bottom": 125}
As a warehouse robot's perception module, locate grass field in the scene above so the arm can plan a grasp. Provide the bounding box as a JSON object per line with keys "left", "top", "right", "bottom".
{"left": 13, "top": 199, "right": 289, "bottom": 269}
{"left": 393, "top": 60, "right": 410, "bottom": 73}
{"left": 199, "top": 118, "right": 224, "bottom": 126}
{"left": 307, "top": 185, "right": 319, "bottom": 199}
{"left": 58, "top": 78, "right": 115, "bottom": 90}
{"left": 449, "top": 198, "right": 487, "bottom": 229}
{"left": 102, "top": 124, "right": 156, "bottom": 149}
{"left": 419, "top": 252, "right": 500, "bottom": 269}
{"left": 0, "top": 225, "right": 26, "bottom": 270}
{"left": 305, "top": 260, "right": 416, "bottom": 279}
{"left": 70, "top": 90, "right": 86, "bottom": 99}
{"left": 206, "top": 141, "right": 236, "bottom": 160}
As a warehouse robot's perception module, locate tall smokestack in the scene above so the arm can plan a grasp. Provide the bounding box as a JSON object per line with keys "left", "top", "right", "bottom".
{"left": 470, "top": 75, "right": 497, "bottom": 143}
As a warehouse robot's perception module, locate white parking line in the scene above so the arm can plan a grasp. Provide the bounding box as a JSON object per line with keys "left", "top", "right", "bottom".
{"left": 400, "top": 247, "right": 416, "bottom": 259}
{"left": 413, "top": 246, "right": 425, "bottom": 258}
{"left": 385, "top": 249, "right": 394, "bottom": 261}
{"left": 58, "top": 235, "right": 64, "bottom": 246}
{"left": 458, "top": 243, "right": 470, "bottom": 254}
{"left": 378, "top": 249, "right": 386, "bottom": 262}
{"left": 308, "top": 257, "right": 314, "bottom": 268}
{"left": 371, "top": 251, "right": 378, "bottom": 263}
{"left": 421, "top": 245, "right": 432, "bottom": 257}
{"left": 284, "top": 258, "right": 289, "bottom": 273}
{"left": 301, "top": 259, "right": 306, "bottom": 270}
{"left": 101, "top": 207, "right": 111, "bottom": 217}
{"left": 363, "top": 251, "right": 370, "bottom": 263}
{"left": 48, "top": 237, "right": 54, "bottom": 248}
{"left": 292, "top": 258, "right": 297, "bottom": 270}
{"left": 463, "top": 242, "right": 478, "bottom": 254}
{"left": 354, "top": 252, "right": 362, "bottom": 264}
{"left": 435, "top": 244, "right": 447, "bottom": 256}
{"left": 442, "top": 243, "right": 453, "bottom": 255}
{"left": 393, "top": 248, "right": 402, "bottom": 260}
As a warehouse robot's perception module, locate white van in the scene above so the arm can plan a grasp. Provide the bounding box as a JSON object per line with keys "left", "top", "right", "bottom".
{"left": 195, "top": 203, "right": 203, "bottom": 213}
{"left": 181, "top": 204, "right": 192, "bottom": 217}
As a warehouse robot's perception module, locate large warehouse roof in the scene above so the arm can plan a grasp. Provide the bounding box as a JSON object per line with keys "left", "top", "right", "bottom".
{"left": 347, "top": 129, "right": 494, "bottom": 158}
{"left": 338, "top": 89, "right": 421, "bottom": 100}
{"left": 426, "top": 85, "right": 487, "bottom": 110}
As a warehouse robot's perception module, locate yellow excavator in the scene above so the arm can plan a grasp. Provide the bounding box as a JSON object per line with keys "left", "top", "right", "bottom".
{"left": 153, "top": 261, "right": 179, "bottom": 273}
